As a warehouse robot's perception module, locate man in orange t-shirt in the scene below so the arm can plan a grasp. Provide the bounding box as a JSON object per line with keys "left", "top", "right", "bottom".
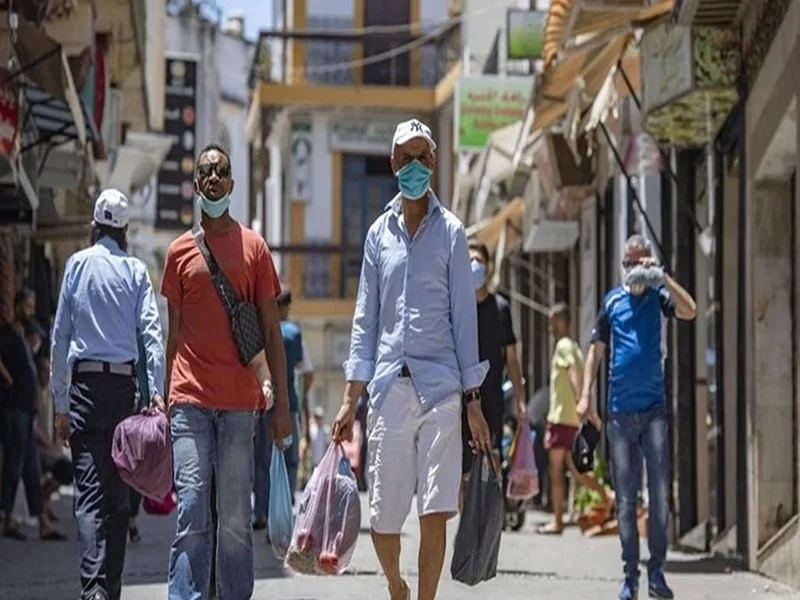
{"left": 161, "top": 144, "right": 291, "bottom": 600}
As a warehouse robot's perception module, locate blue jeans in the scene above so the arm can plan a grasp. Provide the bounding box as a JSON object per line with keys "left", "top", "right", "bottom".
{"left": 253, "top": 411, "right": 300, "bottom": 521}
{"left": 607, "top": 402, "right": 670, "bottom": 579}
{"left": 168, "top": 405, "right": 256, "bottom": 600}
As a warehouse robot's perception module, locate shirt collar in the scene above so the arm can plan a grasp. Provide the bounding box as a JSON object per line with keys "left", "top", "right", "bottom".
{"left": 96, "top": 235, "right": 126, "bottom": 255}
{"left": 386, "top": 190, "right": 444, "bottom": 216}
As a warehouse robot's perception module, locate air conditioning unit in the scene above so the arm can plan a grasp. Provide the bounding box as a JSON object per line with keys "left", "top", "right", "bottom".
{"left": 535, "top": 133, "right": 594, "bottom": 221}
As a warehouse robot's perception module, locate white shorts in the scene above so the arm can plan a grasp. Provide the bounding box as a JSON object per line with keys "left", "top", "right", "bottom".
{"left": 367, "top": 378, "right": 462, "bottom": 534}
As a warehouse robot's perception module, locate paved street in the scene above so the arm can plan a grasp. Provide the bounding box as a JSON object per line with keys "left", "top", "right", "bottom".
{"left": 0, "top": 493, "right": 798, "bottom": 600}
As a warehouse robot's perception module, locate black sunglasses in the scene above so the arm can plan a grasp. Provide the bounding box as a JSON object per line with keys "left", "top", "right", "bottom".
{"left": 196, "top": 162, "right": 231, "bottom": 179}
{"left": 621, "top": 259, "right": 640, "bottom": 269}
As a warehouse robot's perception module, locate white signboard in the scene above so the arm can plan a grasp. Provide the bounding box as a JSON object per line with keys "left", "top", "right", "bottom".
{"left": 329, "top": 119, "right": 398, "bottom": 155}
{"left": 579, "top": 196, "right": 597, "bottom": 351}
{"left": 290, "top": 121, "right": 312, "bottom": 202}
{"left": 641, "top": 24, "right": 693, "bottom": 114}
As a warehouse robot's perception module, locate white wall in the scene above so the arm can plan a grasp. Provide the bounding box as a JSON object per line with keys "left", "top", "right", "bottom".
{"left": 307, "top": 0, "right": 354, "bottom": 19}
{"left": 219, "top": 101, "right": 249, "bottom": 223}
{"left": 463, "top": 0, "right": 525, "bottom": 75}
{"left": 305, "top": 113, "right": 333, "bottom": 240}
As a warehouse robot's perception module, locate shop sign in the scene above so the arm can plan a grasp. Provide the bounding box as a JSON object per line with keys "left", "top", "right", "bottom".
{"left": 456, "top": 76, "right": 531, "bottom": 151}
{"left": 329, "top": 119, "right": 397, "bottom": 155}
{"left": 506, "top": 10, "right": 546, "bottom": 61}
{"left": 641, "top": 25, "right": 740, "bottom": 146}
{"left": 0, "top": 81, "right": 18, "bottom": 159}
{"left": 155, "top": 54, "right": 199, "bottom": 230}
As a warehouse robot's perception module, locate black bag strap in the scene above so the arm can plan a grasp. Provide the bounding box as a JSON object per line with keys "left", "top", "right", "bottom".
{"left": 192, "top": 229, "right": 239, "bottom": 314}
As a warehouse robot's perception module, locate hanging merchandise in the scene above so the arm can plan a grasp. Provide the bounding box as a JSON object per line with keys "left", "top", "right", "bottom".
{"left": 0, "top": 233, "right": 16, "bottom": 325}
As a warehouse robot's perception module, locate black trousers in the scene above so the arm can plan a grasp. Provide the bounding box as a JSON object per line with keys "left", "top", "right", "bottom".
{"left": 70, "top": 370, "right": 137, "bottom": 600}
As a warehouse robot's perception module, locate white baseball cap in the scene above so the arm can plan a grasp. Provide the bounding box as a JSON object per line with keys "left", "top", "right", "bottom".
{"left": 93, "top": 188, "right": 130, "bottom": 229}
{"left": 392, "top": 119, "right": 437, "bottom": 154}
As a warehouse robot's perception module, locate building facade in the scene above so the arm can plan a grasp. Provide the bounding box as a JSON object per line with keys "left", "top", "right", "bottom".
{"left": 247, "top": 0, "right": 463, "bottom": 413}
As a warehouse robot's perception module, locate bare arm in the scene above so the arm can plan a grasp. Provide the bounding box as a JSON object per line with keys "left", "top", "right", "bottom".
{"left": 568, "top": 363, "right": 583, "bottom": 401}
{"left": 0, "top": 358, "right": 12, "bottom": 385}
{"left": 580, "top": 341, "right": 606, "bottom": 400}
{"left": 505, "top": 344, "right": 525, "bottom": 405}
{"left": 663, "top": 274, "right": 697, "bottom": 321}
{"left": 258, "top": 298, "right": 289, "bottom": 414}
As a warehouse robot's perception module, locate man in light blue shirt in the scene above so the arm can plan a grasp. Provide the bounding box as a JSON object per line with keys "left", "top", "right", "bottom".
{"left": 50, "top": 188, "right": 165, "bottom": 600}
{"left": 331, "top": 119, "right": 491, "bottom": 600}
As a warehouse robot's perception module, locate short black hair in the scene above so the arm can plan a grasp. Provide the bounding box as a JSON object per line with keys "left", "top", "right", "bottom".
{"left": 90, "top": 223, "right": 128, "bottom": 252}
{"left": 549, "top": 302, "right": 570, "bottom": 322}
{"left": 14, "top": 289, "right": 34, "bottom": 308}
{"left": 468, "top": 240, "right": 491, "bottom": 263}
{"left": 198, "top": 143, "right": 231, "bottom": 165}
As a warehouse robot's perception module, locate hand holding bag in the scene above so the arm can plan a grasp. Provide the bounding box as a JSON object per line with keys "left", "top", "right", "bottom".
{"left": 451, "top": 451, "right": 504, "bottom": 586}
{"left": 193, "top": 230, "right": 264, "bottom": 365}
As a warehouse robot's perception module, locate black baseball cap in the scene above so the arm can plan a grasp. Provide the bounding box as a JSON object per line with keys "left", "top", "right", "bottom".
{"left": 571, "top": 420, "right": 601, "bottom": 474}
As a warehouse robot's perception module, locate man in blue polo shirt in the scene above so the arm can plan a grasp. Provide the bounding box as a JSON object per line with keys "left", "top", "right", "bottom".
{"left": 580, "top": 234, "right": 696, "bottom": 600}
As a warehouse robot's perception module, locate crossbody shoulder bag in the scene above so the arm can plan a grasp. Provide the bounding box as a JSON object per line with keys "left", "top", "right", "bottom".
{"left": 192, "top": 229, "right": 264, "bottom": 365}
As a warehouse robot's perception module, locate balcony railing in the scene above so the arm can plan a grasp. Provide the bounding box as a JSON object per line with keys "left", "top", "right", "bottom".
{"left": 250, "top": 20, "right": 461, "bottom": 89}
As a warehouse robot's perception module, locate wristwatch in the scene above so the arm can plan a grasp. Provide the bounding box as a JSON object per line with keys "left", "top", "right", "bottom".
{"left": 463, "top": 388, "right": 481, "bottom": 406}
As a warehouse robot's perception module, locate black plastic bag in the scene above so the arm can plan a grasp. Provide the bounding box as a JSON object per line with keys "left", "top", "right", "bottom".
{"left": 450, "top": 452, "right": 504, "bottom": 586}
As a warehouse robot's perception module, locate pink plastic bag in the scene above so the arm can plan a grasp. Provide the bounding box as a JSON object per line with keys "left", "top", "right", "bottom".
{"left": 285, "top": 443, "right": 361, "bottom": 575}
{"left": 506, "top": 418, "right": 539, "bottom": 501}
{"left": 143, "top": 489, "right": 177, "bottom": 516}
{"left": 112, "top": 409, "right": 173, "bottom": 500}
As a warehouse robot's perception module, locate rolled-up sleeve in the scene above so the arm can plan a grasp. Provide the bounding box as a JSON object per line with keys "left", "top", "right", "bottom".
{"left": 448, "top": 225, "right": 489, "bottom": 390}
{"left": 50, "top": 259, "right": 74, "bottom": 415}
{"left": 343, "top": 227, "right": 380, "bottom": 382}
{"left": 136, "top": 265, "right": 165, "bottom": 399}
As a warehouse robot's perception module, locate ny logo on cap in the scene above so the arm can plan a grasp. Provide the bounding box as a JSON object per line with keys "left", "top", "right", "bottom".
{"left": 104, "top": 210, "right": 113, "bottom": 221}
{"left": 410, "top": 120, "right": 423, "bottom": 132}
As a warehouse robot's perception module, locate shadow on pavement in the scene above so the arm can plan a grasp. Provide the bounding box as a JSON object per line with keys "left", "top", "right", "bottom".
{"left": 660, "top": 556, "right": 743, "bottom": 575}
{"left": 0, "top": 494, "right": 288, "bottom": 599}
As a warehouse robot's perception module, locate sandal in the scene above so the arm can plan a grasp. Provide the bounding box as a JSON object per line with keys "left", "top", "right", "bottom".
{"left": 536, "top": 523, "right": 564, "bottom": 535}
{"left": 40, "top": 530, "right": 67, "bottom": 541}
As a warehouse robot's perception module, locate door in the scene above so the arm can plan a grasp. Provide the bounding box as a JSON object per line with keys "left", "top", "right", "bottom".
{"left": 341, "top": 155, "right": 397, "bottom": 297}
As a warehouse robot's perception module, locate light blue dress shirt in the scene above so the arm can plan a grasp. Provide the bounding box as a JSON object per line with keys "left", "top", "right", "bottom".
{"left": 50, "top": 236, "right": 165, "bottom": 414}
{"left": 344, "top": 192, "right": 489, "bottom": 412}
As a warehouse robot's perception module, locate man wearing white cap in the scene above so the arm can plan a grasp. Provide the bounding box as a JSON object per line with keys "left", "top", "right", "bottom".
{"left": 50, "top": 188, "right": 165, "bottom": 600}
{"left": 332, "top": 119, "right": 491, "bottom": 600}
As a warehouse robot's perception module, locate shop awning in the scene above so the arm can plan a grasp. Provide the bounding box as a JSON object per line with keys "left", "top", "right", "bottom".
{"left": 20, "top": 86, "right": 96, "bottom": 152}
{"left": 466, "top": 197, "right": 524, "bottom": 255}
{"left": 543, "top": 0, "right": 673, "bottom": 69}
{"left": 108, "top": 132, "right": 173, "bottom": 193}
{"left": 7, "top": 17, "right": 88, "bottom": 147}
{"left": 470, "top": 122, "right": 538, "bottom": 223}
{"left": 523, "top": 219, "right": 580, "bottom": 253}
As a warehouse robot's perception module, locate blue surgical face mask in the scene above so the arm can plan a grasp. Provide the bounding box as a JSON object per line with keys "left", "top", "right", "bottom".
{"left": 396, "top": 160, "right": 432, "bottom": 200}
{"left": 471, "top": 259, "right": 486, "bottom": 289}
{"left": 198, "top": 192, "right": 230, "bottom": 219}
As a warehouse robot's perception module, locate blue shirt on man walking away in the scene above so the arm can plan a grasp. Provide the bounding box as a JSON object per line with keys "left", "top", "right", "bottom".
{"left": 50, "top": 236, "right": 165, "bottom": 415}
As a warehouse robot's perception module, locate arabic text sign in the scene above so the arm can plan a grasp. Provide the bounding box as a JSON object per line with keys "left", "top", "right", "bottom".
{"left": 456, "top": 76, "right": 532, "bottom": 151}
{"left": 507, "top": 10, "right": 546, "bottom": 60}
